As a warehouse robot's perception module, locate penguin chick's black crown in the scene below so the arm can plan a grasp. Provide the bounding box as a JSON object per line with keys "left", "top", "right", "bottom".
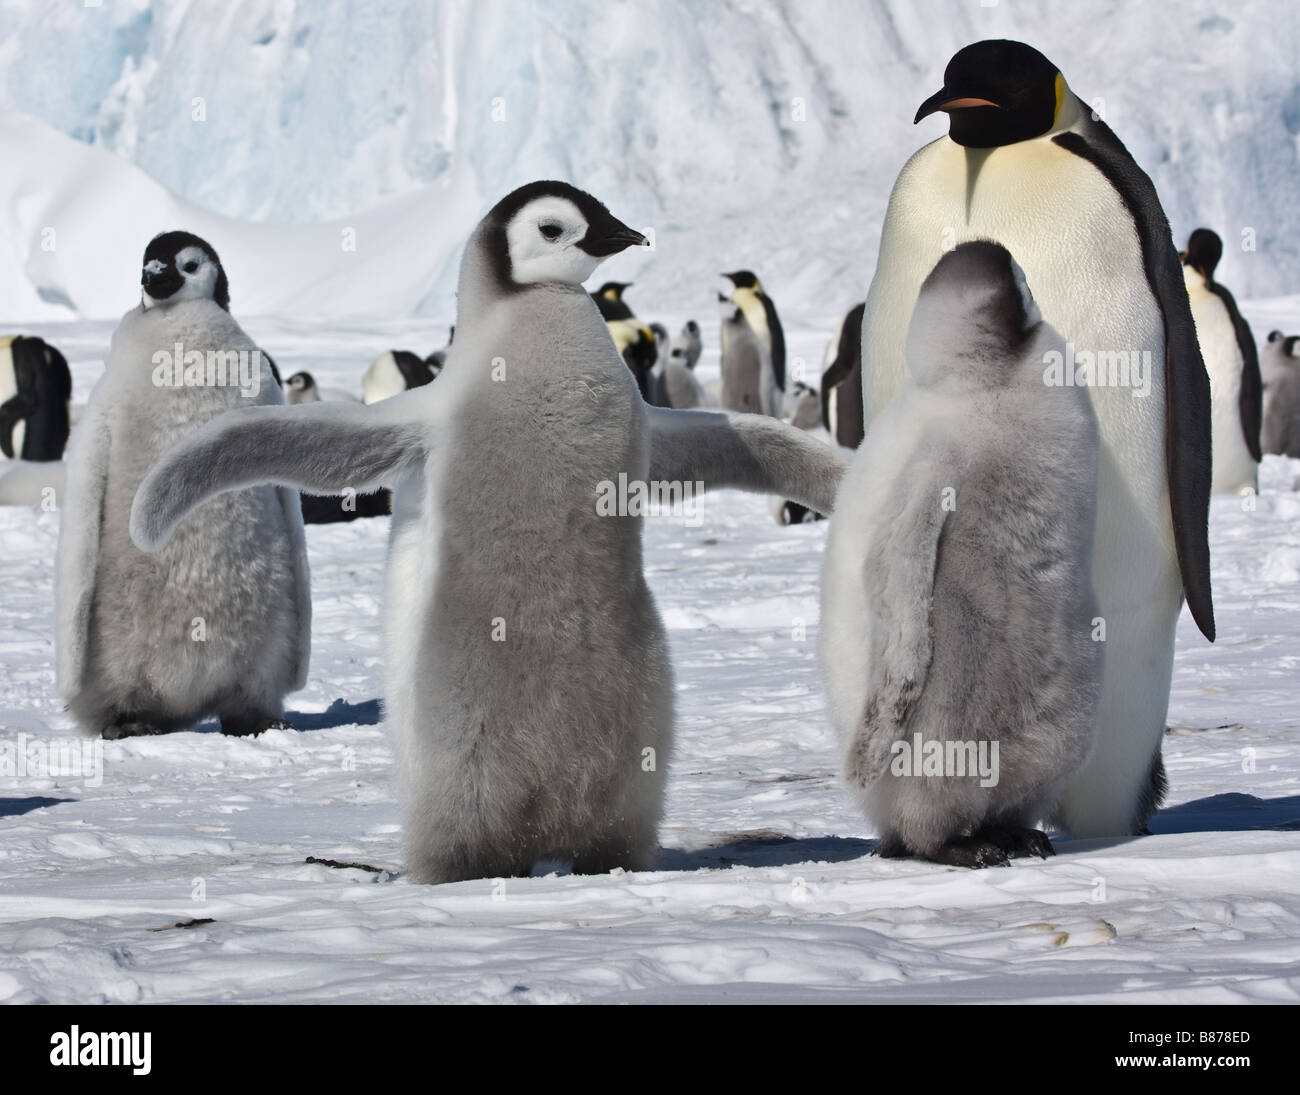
{"left": 484, "top": 180, "right": 646, "bottom": 291}
{"left": 1182, "top": 228, "right": 1223, "bottom": 283}
{"left": 915, "top": 40, "right": 1062, "bottom": 149}
{"left": 141, "top": 230, "right": 230, "bottom": 310}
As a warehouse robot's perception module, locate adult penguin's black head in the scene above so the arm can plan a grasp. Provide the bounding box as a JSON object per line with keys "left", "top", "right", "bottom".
{"left": 914, "top": 40, "right": 1064, "bottom": 149}
{"left": 722, "top": 270, "right": 761, "bottom": 292}
{"left": 1182, "top": 228, "right": 1223, "bottom": 283}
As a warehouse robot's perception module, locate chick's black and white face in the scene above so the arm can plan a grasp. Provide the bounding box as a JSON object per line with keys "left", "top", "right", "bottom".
{"left": 504, "top": 196, "right": 603, "bottom": 286}
{"left": 142, "top": 244, "right": 223, "bottom": 309}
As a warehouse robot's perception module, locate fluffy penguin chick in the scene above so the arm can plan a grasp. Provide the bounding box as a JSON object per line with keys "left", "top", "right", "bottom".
{"left": 821, "top": 242, "right": 1101, "bottom": 867}
{"left": 1261, "top": 331, "right": 1300, "bottom": 457}
{"left": 128, "top": 182, "right": 847, "bottom": 884}
{"left": 56, "top": 230, "right": 310, "bottom": 739}
{"left": 668, "top": 320, "right": 702, "bottom": 371}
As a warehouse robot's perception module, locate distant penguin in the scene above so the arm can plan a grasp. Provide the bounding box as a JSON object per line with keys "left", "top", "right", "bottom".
{"left": 425, "top": 326, "right": 454, "bottom": 378}
{"left": 1181, "top": 228, "right": 1261, "bottom": 493}
{"left": 650, "top": 322, "right": 669, "bottom": 363}
{"left": 363, "top": 349, "right": 436, "bottom": 405}
{"left": 820, "top": 302, "right": 865, "bottom": 449}
{"left": 56, "top": 230, "right": 310, "bottom": 739}
{"left": 286, "top": 371, "right": 387, "bottom": 521}
{"left": 592, "top": 281, "right": 634, "bottom": 321}
{"left": 653, "top": 321, "right": 705, "bottom": 409}
{"left": 787, "top": 382, "right": 821, "bottom": 430}
{"left": 721, "top": 270, "right": 785, "bottom": 416}
{"left": 645, "top": 322, "right": 671, "bottom": 405}
{"left": 285, "top": 371, "right": 319, "bottom": 404}
{"left": 1262, "top": 330, "right": 1300, "bottom": 457}
{"left": 719, "top": 292, "right": 774, "bottom": 415}
{"left": 612, "top": 322, "right": 659, "bottom": 402}
{"left": 776, "top": 383, "right": 830, "bottom": 525}
{"left": 668, "top": 320, "right": 702, "bottom": 370}
{"left": 824, "top": 242, "right": 1101, "bottom": 866}
{"left": 861, "top": 39, "right": 1215, "bottom": 839}
{"left": 0, "top": 335, "right": 72, "bottom": 461}
{"left": 285, "top": 370, "right": 361, "bottom": 405}
{"left": 129, "top": 181, "right": 845, "bottom": 884}
{"left": 591, "top": 282, "right": 658, "bottom": 400}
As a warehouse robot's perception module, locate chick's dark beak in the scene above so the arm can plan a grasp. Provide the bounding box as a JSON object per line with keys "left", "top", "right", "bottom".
{"left": 142, "top": 265, "right": 183, "bottom": 299}
{"left": 580, "top": 215, "right": 648, "bottom": 257}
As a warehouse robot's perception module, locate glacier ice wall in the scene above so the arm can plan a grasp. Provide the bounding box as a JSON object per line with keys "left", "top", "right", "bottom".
{"left": 0, "top": 0, "right": 1297, "bottom": 320}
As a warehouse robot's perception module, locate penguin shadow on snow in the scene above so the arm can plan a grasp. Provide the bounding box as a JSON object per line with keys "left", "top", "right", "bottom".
{"left": 1148, "top": 792, "right": 1300, "bottom": 834}
{"left": 283, "top": 697, "right": 382, "bottom": 731}
{"left": 164, "top": 697, "right": 382, "bottom": 735}
{"left": 656, "top": 830, "right": 875, "bottom": 872}
{"left": 0, "top": 796, "right": 73, "bottom": 818}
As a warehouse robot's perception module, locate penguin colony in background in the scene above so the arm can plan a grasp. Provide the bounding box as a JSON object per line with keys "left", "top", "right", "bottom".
{"left": 130, "top": 182, "right": 845, "bottom": 883}
{"left": 719, "top": 270, "right": 786, "bottom": 417}
{"left": 592, "top": 281, "right": 659, "bottom": 400}
{"left": 26, "top": 33, "right": 1283, "bottom": 881}
{"left": 652, "top": 320, "right": 705, "bottom": 409}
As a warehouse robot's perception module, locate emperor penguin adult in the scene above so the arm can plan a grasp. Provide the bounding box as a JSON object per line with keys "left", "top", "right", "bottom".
{"left": 0, "top": 335, "right": 72, "bottom": 461}
{"left": 592, "top": 282, "right": 657, "bottom": 400}
{"left": 823, "top": 241, "right": 1101, "bottom": 866}
{"left": 860, "top": 39, "right": 1215, "bottom": 838}
{"left": 1180, "top": 228, "right": 1261, "bottom": 493}
{"left": 56, "top": 230, "right": 310, "bottom": 739}
{"left": 820, "top": 302, "right": 865, "bottom": 449}
{"left": 720, "top": 270, "right": 785, "bottom": 417}
{"left": 362, "top": 349, "right": 436, "bottom": 404}
{"left": 128, "top": 181, "right": 846, "bottom": 885}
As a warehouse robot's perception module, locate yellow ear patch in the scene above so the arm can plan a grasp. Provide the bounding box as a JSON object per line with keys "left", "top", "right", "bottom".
{"left": 1053, "top": 71, "right": 1065, "bottom": 120}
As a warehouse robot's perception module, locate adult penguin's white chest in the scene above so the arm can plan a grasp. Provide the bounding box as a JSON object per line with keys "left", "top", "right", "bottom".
{"left": 1184, "top": 271, "right": 1243, "bottom": 405}
{"left": 865, "top": 132, "right": 1174, "bottom": 571}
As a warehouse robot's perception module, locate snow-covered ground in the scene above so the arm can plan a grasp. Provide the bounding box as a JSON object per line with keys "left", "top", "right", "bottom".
{"left": 1, "top": 308, "right": 1298, "bottom": 1005}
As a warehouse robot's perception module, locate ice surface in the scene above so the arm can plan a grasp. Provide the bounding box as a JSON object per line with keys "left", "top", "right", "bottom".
{"left": 0, "top": 308, "right": 1297, "bottom": 1004}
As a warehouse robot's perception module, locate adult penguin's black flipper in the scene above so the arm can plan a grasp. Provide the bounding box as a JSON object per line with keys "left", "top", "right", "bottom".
{"left": 1055, "top": 124, "right": 1216, "bottom": 642}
